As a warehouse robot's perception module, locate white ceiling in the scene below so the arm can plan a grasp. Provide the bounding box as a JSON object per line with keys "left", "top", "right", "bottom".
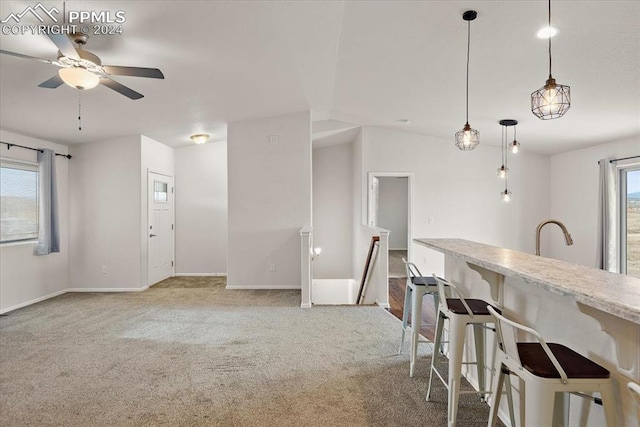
{"left": 0, "top": 1, "right": 638, "bottom": 155}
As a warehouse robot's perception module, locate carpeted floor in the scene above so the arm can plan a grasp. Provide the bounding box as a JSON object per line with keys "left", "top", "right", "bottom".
{"left": 0, "top": 278, "right": 499, "bottom": 426}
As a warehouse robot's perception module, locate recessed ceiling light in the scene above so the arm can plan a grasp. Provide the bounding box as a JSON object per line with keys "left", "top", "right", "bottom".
{"left": 537, "top": 26, "right": 559, "bottom": 38}
{"left": 398, "top": 119, "right": 412, "bottom": 125}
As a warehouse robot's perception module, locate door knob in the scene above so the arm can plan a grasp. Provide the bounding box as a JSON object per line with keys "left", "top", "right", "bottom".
{"left": 150, "top": 233, "right": 157, "bottom": 237}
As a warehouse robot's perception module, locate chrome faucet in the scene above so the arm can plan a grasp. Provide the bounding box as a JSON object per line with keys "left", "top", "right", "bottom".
{"left": 535, "top": 220, "right": 573, "bottom": 256}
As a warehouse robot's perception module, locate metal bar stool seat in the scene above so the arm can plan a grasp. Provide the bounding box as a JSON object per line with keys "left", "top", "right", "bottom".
{"left": 487, "top": 306, "right": 617, "bottom": 427}
{"left": 398, "top": 259, "right": 440, "bottom": 377}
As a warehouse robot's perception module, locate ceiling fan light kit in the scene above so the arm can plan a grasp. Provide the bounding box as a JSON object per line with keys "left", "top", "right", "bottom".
{"left": 58, "top": 67, "right": 100, "bottom": 90}
{"left": 1, "top": 32, "right": 164, "bottom": 100}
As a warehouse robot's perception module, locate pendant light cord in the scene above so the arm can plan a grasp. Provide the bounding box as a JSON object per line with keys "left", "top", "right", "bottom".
{"left": 465, "top": 19, "right": 471, "bottom": 123}
{"left": 504, "top": 126, "right": 508, "bottom": 170}
{"left": 548, "top": 0, "right": 552, "bottom": 78}
{"left": 502, "top": 125, "right": 506, "bottom": 166}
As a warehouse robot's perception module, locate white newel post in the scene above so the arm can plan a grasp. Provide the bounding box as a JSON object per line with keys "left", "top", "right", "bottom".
{"left": 299, "top": 227, "right": 312, "bottom": 308}
{"left": 377, "top": 229, "right": 390, "bottom": 308}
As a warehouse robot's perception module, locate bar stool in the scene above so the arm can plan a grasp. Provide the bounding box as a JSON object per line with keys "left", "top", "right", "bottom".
{"left": 487, "top": 306, "right": 617, "bottom": 427}
{"left": 398, "top": 259, "right": 440, "bottom": 377}
{"left": 426, "top": 275, "right": 502, "bottom": 427}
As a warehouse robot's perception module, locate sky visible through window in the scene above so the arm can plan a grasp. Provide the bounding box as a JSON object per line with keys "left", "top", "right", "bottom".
{"left": 628, "top": 169, "right": 640, "bottom": 196}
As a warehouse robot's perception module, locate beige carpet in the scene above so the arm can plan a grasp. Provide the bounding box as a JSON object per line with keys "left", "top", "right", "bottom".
{"left": 0, "top": 278, "right": 499, "bottom": 426}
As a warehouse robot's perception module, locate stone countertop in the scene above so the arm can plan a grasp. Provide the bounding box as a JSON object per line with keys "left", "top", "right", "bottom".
{"left": 414, "top": 238, "right": 640, "bottom": 325}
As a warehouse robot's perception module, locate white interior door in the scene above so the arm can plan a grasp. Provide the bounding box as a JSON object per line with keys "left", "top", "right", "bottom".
{"left": 148, "top": 172, "right": 174, "bottom": 286}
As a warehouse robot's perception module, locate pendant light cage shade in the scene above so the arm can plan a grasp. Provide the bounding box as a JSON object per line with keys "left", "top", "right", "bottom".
{"left": 531, "top": 0, "right": 571, "bottom": 120}
{"left": 531, "top": 78, "right": 571, "bottom": 119}
{"left": 455, "top": 123, "right": 479, "bottom": 151}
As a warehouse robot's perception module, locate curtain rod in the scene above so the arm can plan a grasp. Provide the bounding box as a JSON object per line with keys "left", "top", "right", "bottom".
{"left": 0, "top": 141, "right": 72, "bottom": 159}
{"left": 608, "top": 155, "right": 640, "bottom": 163}
{"left": 597, "top": 155, "right": 640, "bottom": 165}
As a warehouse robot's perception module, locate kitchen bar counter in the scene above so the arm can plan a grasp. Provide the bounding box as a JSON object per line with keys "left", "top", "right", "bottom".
{"left": 413, "top": 238, "right": 640, "bottom": 427}
{"left": 414, "top": 238, "right": 640, "bottom": 324}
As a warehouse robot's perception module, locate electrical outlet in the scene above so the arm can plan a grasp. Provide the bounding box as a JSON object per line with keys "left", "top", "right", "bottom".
{"left": 270, "top": 264, "right": 276, "bottom": 272}
{"left": 268, "top": 135, "right": 279, "bottom": 144}
{"left": 101, "top": 266, "right": 108, "bottom": 274}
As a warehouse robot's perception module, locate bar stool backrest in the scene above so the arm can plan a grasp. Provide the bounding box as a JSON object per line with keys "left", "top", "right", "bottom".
{"left": 402, "top": 258, "right": 422, "bottom": 281}
{"left": 487, "top": 306, "right": 569, "bottom": 384}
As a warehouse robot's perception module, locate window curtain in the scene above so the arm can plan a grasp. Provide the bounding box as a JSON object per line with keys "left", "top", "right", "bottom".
{"left": 596, "top": 158, "right": 616, "bottom": 271}
{"left": 35, "top": 149, "right": 60, "bottom": 255}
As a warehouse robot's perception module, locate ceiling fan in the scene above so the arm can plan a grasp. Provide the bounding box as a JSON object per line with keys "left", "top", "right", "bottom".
{"left": 0, "top": 32, "right": 164, "bottom": 100}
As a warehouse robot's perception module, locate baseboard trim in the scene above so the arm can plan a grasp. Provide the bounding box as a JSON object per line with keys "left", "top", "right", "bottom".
{"left": 0, "top": 289, "right": 67, "bottom": 314}
{"left": 66, "top": 286, "right": 148, "bottom": 292}
{"left": 300, "top": 303, "right": 312, "bottom": 308}
{"left": 225, "top": 285, "right": 301, "bottom": 290}
{"left": 173, "top": 273, "right": 227, "bottom": 277}
{"left": 389, "top": 248, "right": 408, "bottom": 251}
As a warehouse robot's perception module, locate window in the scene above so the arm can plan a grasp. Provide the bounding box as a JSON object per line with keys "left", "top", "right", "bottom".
{"left": 154, "top": 181, "right": 168, "bottom": 202}
{"left": 620, "top": 165, "right": 640, "bottom": 278}
{"left": 0, "top": 159, "right": 39, "bottom": 243}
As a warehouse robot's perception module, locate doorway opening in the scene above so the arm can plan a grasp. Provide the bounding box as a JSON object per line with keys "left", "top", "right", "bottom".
{"left": 367, "top": 172, "right": 413, "bottom": 278}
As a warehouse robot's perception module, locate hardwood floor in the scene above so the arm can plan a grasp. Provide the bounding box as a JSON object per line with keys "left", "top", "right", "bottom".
{"left": 388, "top": 277, "right": 437, "bottom": 341}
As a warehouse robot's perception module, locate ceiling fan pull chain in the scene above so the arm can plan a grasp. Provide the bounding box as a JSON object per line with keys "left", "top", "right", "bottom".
{"left": 78, "top": 89, "right": 82, "bottom": 131}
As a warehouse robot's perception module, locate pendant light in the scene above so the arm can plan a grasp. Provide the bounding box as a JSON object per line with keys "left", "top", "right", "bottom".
{"left": 531, "top": 0, "right": 570, "bottom": 119}
{"left": 498, "top": 119, "right": 517, "bottom": 201}
{"left": 455, "top": 10, "right": 479, "bottom": 150}
{"left": 510, "top": 126, "right": 520, "bottom": 153}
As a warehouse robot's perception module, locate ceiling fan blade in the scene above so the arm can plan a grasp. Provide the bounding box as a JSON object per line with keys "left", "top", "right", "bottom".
{"left": 47, "top": 33, "right": 79, "bottom": 59}
{"left": 38, "top": 74, "right": 64, "bottom": 88}
{"left": 102, "top": 65, "right": 164, "bottom": 79}
{"left": 0, "top": 49, "right": 53, "bottom": 65}
{"left": 100, "top": 77, "right": 144, "bottom": 100}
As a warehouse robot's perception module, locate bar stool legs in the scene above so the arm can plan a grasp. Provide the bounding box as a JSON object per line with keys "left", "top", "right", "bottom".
{"left": 398, "top": 284, "right": 413, "bottom": 354}
{"left": 398, "top": 259, "right": 439, "bottom": 378}
{"left": 426, "top": 276, "right": 511, "bottom": 427}
{"left": 427, "top": 312, "right": 492, "bottom": 426}
{"left": 398, "top": 282, "right": 435, "bottom": 377}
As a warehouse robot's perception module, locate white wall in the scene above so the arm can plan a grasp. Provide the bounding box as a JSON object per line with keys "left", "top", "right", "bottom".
{"left": 549, "top": 135, "right": 640, "bottom": 266}
{"left": 174, "top": 141, "right": 227, "bottom": 275}
{"left": 0, "top": 130, "right": 69, "bottom": 313}
{"left": 312, "top": 142, "right": 353, "bottom": 279}
{"left": 359, "top": 126, "right": 550, "bottom": 276}
{"left": 351, "top": 129, "right": 367, "bottom": 280}
{"left": 377, "top": 176, "right": 408, "bottom": 249}
{"left": 141, "top": 135, "right": 175, "bottom": 286}
{"left": 227, "top": 111, "right": 312, "bottom": 288}
{"left": 69, "top": 136, "right": 143, "bottom": 290}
